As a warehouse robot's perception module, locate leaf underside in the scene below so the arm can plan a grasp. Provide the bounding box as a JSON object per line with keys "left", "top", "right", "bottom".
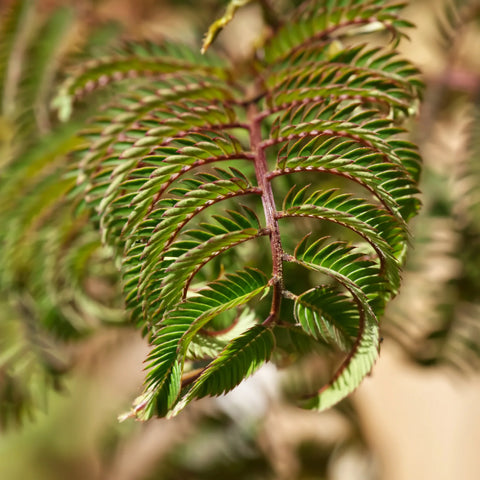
{"left": 59, "top": 0, "right": 423, "bottom": 419}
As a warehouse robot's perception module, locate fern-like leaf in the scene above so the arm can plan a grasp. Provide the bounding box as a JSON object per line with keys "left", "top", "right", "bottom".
{"left": 291, "top": 236, "right": 380, "bottom": 410}
{"left": 174, "top": 323, "right": 275, "bottom": 415}
{"left": 137, "top": 268, "right": 268, "bottom": 417}
{"left": 61, "top": 0, "right": 422, "bottom": 418}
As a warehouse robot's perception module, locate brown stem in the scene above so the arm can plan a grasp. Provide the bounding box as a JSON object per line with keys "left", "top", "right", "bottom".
{"left": 248, "top": 103, "right": 283, "bottom": 325}
{"left": 180, "top": 368, "right": 205, "bottom": 389}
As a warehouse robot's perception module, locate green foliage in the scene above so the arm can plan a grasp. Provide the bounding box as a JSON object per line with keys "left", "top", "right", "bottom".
{"left": 53, "top": 0, "right": 422, "bottom": 419}
{"left": 0, "top": 0, "right": 423, "bottom": 424}
{"left": 0, "top": 0, "right": 31, "bottom": 118}
{"left": 0, "top": 0, "right": 125, "bottom": 427}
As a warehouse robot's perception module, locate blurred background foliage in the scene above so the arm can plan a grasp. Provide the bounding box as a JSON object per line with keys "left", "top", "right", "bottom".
{"left": 0, "top": 0, "right": 480, "bottom": 479}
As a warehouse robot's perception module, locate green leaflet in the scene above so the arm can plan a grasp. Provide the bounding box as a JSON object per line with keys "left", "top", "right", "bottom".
{"left": 281, "top": 186, "right": 404, "bottom": 290}
{"left": 54, "top": 42, "right": 228, "bottom": 121}
{"left": 189, "top": 324, "right": 275, "bottom": 398}
{"left": 140, "top": 268, "right": 269, "bottom": 417}
{"left": 263, "top": 0, "right": 413, "bottom": 63}
{"left": 302, "top": 307, "right": 379, "bottom": 411}
{"left": 172, "top": 324, "right": 275, "bottom": 416}
{"left": 294, "top": 286, "right": 359, "bottom": 351}
{"left": 293, "top": 238, "right": 380, "bottom": 410}
{"left": 187, "top": 307, "right": 258, "bottom": 360}
{"left": 150, "top": 227, "right": 263, "bottom": 316}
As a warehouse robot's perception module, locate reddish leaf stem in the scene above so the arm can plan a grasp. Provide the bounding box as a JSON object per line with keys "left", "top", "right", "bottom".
{"left": 248, "top": 103, "right": 283, "bottom": 325}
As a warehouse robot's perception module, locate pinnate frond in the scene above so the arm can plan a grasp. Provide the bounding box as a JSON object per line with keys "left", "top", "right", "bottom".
{"left": 291, "top": 237, "right": 380, "bottom": 410}
{"left": 175, "top": 324, "right": 275, "bottom": 415}
{"left": 141, "top": 268, "right": 268, "bottom": 417}
{"left": 61, "top": 0, "right": 422, "bottom": 418}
